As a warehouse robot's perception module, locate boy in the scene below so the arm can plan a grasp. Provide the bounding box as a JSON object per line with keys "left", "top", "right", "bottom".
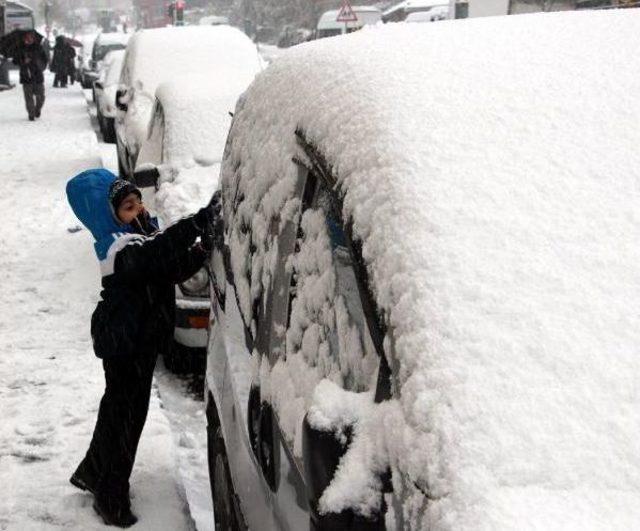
{"left": 65, "top": 169, "right": 219, "bottom": 527}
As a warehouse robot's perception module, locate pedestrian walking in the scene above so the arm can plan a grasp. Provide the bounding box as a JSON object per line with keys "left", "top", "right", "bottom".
{"left": 51, "top": 36, "right": 75, "bottom": 88}
{"left": 65, "top": 40, "right": 76, "bottom": 86}
{"left": 12, "top": 32, "right": 47, "bottom": 121}
{"left": 65, "top": 169, "right": 219, "bottom": 528}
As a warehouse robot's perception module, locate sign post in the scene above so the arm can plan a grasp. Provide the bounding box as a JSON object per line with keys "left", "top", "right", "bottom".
{"left": 336, "top": 0, "right": 358, "bottom": 34}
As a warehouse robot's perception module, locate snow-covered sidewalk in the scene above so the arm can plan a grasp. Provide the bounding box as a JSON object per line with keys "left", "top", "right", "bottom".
{"left": 0, "top": 75, "right": 195, "bottom": 530}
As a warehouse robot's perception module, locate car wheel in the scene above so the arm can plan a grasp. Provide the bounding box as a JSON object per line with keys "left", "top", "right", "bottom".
{"left": 117, "top": 151, "right": 128, "bottom": 179}
{"left": 207, "top": 407, "right": 245, "bottom": 531}
{"left": 163, "top": 339, "right": 205, "bottom": 375}
{"left": 104, "top": 118, "right": 116, "bottom": 144}
{"left": 97, "top": 110, "right": 104, "bottom": 136}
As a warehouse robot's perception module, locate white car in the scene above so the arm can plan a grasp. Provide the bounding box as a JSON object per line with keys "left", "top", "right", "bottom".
{"left": 115, "top": 25, "right": 259, "bottom": 181}
{"left": 131, "top": 31, "right": 263, "bottom": 372}
{"left": 93, "top": 49, "right": 125, "bottom": 143}
{"left": 80, "top": 31, "right": 129, "bottom": 89}
{"left": 205, "top": 9, "right": 640, "bottom": 530}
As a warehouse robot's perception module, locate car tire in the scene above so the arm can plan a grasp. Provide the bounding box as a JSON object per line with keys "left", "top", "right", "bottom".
{"left": 163, "top": 340, "right": 205, "bottom": 375}
{"left": 117, "top": 151, "right": 128, "bottom": 180}
{"left": 207, "top": 403, "right": 246, "bottom": 531}
{"left": 97, "top": 110, "right": 104, "bottom": 136}
{"left": 104, "top": 118, "right": 116, "bottom": 144}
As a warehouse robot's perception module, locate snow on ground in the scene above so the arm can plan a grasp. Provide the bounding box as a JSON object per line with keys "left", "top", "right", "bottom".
{"left": 0, "top": 73, "right": 199, "bottom": 530}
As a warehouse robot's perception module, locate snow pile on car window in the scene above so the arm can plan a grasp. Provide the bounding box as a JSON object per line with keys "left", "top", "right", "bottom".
{"left": 222, "top": 9, "right": 640, "bottom": 529}
{"left": 156, "top": 72, "right": 258, "bottom": 167}
{"left": 123, "top": 25, "right": 263, "bottom": 154}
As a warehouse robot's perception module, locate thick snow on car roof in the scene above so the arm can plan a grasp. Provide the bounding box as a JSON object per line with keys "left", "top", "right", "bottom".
{"left": 125, "top": 25, "right": 257, "bottom": 100}
{"left": 225, "top": 9, "right": 640, "bottom": 528}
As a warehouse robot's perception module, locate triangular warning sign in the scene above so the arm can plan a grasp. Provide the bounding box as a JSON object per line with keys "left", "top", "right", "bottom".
{"left": 336, "top": 1, "right": 359, "bottom": 23}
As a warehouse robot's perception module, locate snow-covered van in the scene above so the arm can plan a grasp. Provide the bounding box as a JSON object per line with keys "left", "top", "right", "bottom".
{"left": 132, "top": 26, "right": 262, "bottom": 371}
{"left": 204, "top": 8, "right": 640, "bottom": 531}
{"left": 114, "top": 26, "right": 246, "bottom": 181}
{"left": 315, "top": 6, "right": 382, "bottom": 39}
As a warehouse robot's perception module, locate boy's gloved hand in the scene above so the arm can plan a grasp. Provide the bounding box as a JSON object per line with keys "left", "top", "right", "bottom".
{"left": 193, "top": 191, "right": 222, "bottom": 232}
{"left": 200, "top": 212, "right": 224, "bottom": 253}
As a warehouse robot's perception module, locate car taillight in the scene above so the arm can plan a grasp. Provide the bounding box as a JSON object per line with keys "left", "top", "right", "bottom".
{"left": 188, "top": 315, "right": 209, "bottom": 329}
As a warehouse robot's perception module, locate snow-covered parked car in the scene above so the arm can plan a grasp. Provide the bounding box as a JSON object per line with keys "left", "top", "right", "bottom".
{"left": 132, "top": 36, "right": 262, "bottom": 372}
{"left": 79, "top": 31, "right": 129, "bottom": 89}
{"left": 114, "top": 25, "right": 259, "bottom": 181}
{"left": 93, "top": 49, "right": 124, "bottom": 143}
{"left": 204, "top": 9, "right": 640, "bottom": 531}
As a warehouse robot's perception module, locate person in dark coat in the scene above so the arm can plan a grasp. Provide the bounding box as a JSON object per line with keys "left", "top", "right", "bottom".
{"left": 65, "top": 169, "right": 219, "bottom": 527}
{"left": 65, "top": 41, "right": 76, "bottom": 85}
{"left": 51, "top": 35, "right": 75, "bottom": 88}
{"left": 12, "top": 32, "right": 48, "bottom": 121}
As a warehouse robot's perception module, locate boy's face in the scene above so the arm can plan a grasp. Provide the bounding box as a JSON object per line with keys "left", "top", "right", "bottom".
{"left": 117, "top": 193, "right": 145, "bottom": 224}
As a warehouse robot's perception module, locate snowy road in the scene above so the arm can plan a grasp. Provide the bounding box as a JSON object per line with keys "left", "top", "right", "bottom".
{"left": 0, "top": 74, "right": 207, "bottom": 530}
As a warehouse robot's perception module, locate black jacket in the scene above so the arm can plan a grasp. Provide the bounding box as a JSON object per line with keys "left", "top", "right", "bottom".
{"left": 50, "top": 38, "right": 75, "bottom": 75}
{"left": 13, "top": 44, "right": 48, "bottom": 85}
{"left": 91, "top": 215, "right": 207, "bottom": 359}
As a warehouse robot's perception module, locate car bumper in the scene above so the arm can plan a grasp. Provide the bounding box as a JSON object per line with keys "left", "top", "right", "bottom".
{"left": 174, "top": 299, "right": 210, "bottom": 348}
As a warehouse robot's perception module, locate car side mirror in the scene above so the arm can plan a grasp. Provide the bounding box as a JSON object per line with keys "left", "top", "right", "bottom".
{"left": 133, "top": 165, "right": 159, "bottom": 188}
{"left": 302, "top": 413, "right": 351, "bottom": 526}
{"left": 115, "top": 88, "right": 128, "bottom": 112}
{"left": 93, "top": 80, "right": 104, "bottom": 91}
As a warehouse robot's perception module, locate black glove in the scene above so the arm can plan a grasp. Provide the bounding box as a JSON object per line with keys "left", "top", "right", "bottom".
{"left": 193, "top": 191, "right": 222, "bottom": 232}
{"left": 200, "top": 203, "right": 224, "bottom": 252}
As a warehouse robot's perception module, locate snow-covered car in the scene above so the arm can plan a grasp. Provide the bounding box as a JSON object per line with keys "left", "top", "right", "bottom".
{"left": 204, "top": 9, "right": 640, "bottom": 530}
{"left": 114, "top": 26, "right": 259, "bottom": 181}
{"left": 79, "top": 31, "right": 129, "bottom": 89}
{"left": 93, "top": 49, "right": 125, "bottom": 143}
{"left": 131, "top": 32, "right": 263, "bottom": 372}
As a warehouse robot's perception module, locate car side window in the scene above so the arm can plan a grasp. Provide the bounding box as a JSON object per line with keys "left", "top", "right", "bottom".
{"left": 285, "top": 175, "right": 379, "bottom": 393}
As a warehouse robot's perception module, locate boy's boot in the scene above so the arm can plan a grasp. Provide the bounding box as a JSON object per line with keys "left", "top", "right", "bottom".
{"left": 93, "top": 492, "right": 137, "bottom": 528}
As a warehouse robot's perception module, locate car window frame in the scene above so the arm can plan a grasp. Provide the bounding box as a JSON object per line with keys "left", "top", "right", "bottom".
{"left": 292, "top": 129, "right": 392, "bottom": 402}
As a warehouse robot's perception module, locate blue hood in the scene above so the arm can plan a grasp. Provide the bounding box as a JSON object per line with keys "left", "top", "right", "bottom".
{"left": 66, "top": 169, "right": 135, "bottom": 260}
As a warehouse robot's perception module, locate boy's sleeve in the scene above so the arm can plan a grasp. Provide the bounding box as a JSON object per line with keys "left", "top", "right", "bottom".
{"left": 113, "top": 215, "right": 202, "bottom": 283}
{"left": 169, "top": 244, "right": 208, "bottom": 285}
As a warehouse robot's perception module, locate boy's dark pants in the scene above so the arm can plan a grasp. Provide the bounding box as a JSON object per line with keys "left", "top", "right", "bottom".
{"left": 23, "top": 83, "right": 45, "bottom": 118}
{"left": 76, "top": 347, "right": 158, "bottom": 500}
